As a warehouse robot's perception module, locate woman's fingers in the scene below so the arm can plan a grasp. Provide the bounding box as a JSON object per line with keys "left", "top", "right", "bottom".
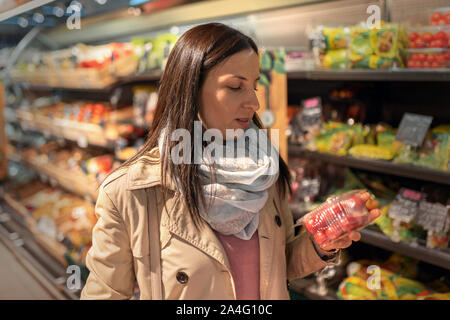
{"left": 319, "top": 231, "right": 361, "bottom": 251}
{"left": 369, "top": 208, "right": 382, "bottom": 222}
{"left": 366, "top": 198, "right": 380, "bottom": 210}
{"left": 359, "top": 191, "right": 370, "bottom": 202}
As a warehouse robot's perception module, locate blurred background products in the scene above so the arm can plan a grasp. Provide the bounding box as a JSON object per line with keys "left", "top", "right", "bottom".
{"left": 0, "top": 0, "right": 449, "bottom": 300}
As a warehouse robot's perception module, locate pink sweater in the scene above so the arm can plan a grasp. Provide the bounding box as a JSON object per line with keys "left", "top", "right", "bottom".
{"left": 213, "top": 230, "right": 260, "bottom": 300}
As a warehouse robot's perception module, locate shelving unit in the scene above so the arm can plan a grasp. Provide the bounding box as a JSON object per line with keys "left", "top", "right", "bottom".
{"left": 288, "top": 145, "right": 450, "bottom": 186}
{"left": 12, "top": 153, "right": 98, "bottom": 203}
{"left": 360, "top": 229, "right": 450, "bottom": 270}
{"left": 12, "top": 69, "right": 450, "bottom": 91}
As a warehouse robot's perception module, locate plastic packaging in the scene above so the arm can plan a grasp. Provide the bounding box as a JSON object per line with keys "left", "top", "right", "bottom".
{"left": 407, "top": 26, "right": 449, "bottom": 49}
{"left": 298, "top": 190, "right": 372, "bottom": 246}
{"left": 406, "top": 48, "right": 450, "bottom": 69}
{"left": 429, "top": 7, "right": 450, "bottom": 26}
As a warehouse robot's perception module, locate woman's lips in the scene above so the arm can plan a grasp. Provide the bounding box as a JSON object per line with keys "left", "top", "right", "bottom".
{"left": 235, "top": 118, "right": 250, "bottom": 128}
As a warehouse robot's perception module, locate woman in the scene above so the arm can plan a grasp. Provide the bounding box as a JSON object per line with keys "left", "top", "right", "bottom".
{"left": 81, "top": 23, "right": 380, "bottom": 300}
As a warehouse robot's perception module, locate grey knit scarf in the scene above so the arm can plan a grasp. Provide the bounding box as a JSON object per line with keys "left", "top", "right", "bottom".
{"left": 158, "top": 121, "right": 279, "bottom": 240}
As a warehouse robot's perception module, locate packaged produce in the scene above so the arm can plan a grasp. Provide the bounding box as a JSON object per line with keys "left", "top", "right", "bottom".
{"left": 298, "top": 190, "right": 376, "bottom": 246}
{"left": 337, "top": 260, "right": 430, "bottom": 300}
{"left": 323, "top": 27, "right": 351, "bottom": 50}
{"left": 430, "top": 8, "right": 450, "bottom": 26}
{"left": 373, "top": 24, "right": 401, "bottom": 58}
{"left": 348, "top": 144, "right": 394, "bottom": 160}
{"left": 408, "top": 26, "right": 450, "bottom": 49}
{"left": 373, "top": 204, "right": 416, "bottom": 242}
{"left": 416, "top": 199, "right": 449, "bottom": 249}
{"left": 323, "top": 49, "right": 350, "bottom": 69}
{"left": 311, "top": 122, "right": 365, "bottom": 155}
{"left": 350, "top": 26, "right": 374, "bottom": 60}
{"left": 351, "top": 55, "right": 402, "bottom": 69}
{"left": 406, "top": 49, "right": 450, "bottom": 69}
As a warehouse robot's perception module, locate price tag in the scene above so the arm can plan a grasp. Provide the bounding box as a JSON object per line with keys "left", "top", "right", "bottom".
{"left": 395, "top": 113, "right": 433, "bottom": 147}
{"left": 77, "top": 135, "right": 88, "bottom": 148}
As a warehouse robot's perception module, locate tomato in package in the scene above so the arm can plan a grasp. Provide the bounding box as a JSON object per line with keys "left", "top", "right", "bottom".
{"left": 300, "top": 190, "right": 372, "bottom": 246}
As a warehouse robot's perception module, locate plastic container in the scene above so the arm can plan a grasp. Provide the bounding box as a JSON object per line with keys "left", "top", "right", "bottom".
{"left": 430, "top": 7, "right": 450, "bottom": 26}
{"left": 298, "top": 190, "right": 372, "bottom": 246}
{"left": 406, "top": 48, "right": 450, "bottom": 69}
{"left": 408, "top": 26, "right": 449, "bottom": 49}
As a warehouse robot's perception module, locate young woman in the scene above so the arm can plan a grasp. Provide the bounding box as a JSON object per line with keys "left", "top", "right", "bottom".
{"left": 81, "top": 23, "right": 381, "bottom": 300}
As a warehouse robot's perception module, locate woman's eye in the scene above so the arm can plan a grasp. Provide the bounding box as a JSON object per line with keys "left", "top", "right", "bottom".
{"left": 229, "top": 86, "right": 241, "bottom": 91}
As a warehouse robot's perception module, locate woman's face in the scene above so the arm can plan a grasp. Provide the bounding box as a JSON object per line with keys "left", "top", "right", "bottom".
{"left": 198, "top": 49, "right": 260, "bottom": 137}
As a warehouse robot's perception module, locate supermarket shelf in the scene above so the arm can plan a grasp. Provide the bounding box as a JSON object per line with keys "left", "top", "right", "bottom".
{"left": 5, "top": 152, "right": 98, "bottom": 203}
{"left": 17, "top": 69, "right": 450, "bottom": 92}
{"left": 0, "top": 0, "right": 55, "bottom": 22}
{"left": 287, "top": 69, "right": 450, "bottom": 82}
{"left": 360, "top": 229, "right": 450, "bottom": 270}
{"left": 0, "top": 201, "right": 80, "bottom": 299}
{"left": 288, "top": 145, "right": 450, "bottom": 186}
{"left": 16, "top": 116, "right": 115, "bottom": 150}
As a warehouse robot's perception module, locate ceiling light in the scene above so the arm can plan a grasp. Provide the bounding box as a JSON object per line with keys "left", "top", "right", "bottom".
{"left": 53, "top": 6, "right": 65, "bottom": 17}
{"left": 18, "top": 16, "right": 29, "bottom": 28}
{"left": 33, "top": 12, "right": 45, "bottom": 24}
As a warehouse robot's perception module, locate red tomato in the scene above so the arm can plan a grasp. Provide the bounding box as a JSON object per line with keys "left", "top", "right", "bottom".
{"left": 426, "top": 54, "right": 436, "bottom": 63}
{"left": 325, "top": 225, "right": 342, "bottom": 241}
{"left": 445, "top": 13, "right": 450, "bottom": 24}
{"left": 423, "top": 61, "right": 431, "bottom": 68}
{"left": 417, "top": 53, "right": 427, "bottom": 61}
{"left": 431, "top": 61, "right": 441, "bottom": 68}
{"left": 409, "top": 31, "right": 419, "bottom": 42}
{"left": 438, "top": 19, "right": 447, "bottom": 26}
{"left": 407, "top": 60, "right": 415, "bottom": 68}
{"left": 414, "top": 38, "right": 425, "bottom": 48}
{"left": 305, "top": 218, "right": 317, "bottom": 233}
{"left": 420, "top": 32, "right": 433, "bottom": 43}
{"left": 431, "top": 20, "right": 439, "bottom": 26}
{"left": 431, "top": 12, "right": 443, "bottom": 22}
{"left": 433, "top": 30, "right": 448, "bottom": 41}
{"left": 431, "top": 39, "right": 445, "bottom": 48}
{"left": 436, "top": 53, "right": 446, "bottom": 64}
{"left": 313, "top": 231, "right": 328, "bottom": 246}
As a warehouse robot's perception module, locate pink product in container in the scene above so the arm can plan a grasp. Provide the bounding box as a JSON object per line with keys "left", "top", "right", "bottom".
{"left": 297, "top": 190, "right": 372, "bottom": 246}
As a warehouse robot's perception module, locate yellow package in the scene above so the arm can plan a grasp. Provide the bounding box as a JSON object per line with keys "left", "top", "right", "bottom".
{"left": 372, "top": 23, "right": 399, "bottom": 59}
{"left": 348, "top": 144, "right": 395, "bottom": 160}
{"left": 323, "top": 49, "right": 350, "bottom": 69}
{"left": 323, "top": 27, "right": 350, "bottom": 50}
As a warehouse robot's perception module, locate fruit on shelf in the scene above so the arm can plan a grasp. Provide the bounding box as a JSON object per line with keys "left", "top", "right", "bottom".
{"left": 408, "top": 26, "right": 449, "bottom": 49}
{"left": 406, "top": 49, "right": 450, "bottom": 69}
{"left": 430, "top": 8, "right": 450, "bottom": 26}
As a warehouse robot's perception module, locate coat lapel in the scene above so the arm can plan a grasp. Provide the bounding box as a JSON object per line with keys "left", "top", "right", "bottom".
{"left": 257, "top": 189, "right": 277, "bottom": 300}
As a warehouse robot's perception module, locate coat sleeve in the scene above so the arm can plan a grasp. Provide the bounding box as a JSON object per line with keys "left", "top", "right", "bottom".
{"left": 80, "top": 187, "right": 135, "bottom": 300}
{"left": 277, "top": 183, "right": 340, "bottom": 281}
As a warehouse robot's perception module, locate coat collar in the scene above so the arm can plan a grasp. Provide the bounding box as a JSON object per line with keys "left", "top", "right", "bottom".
{"left": 125, "top": 146, "right": 278, "bottom": 300}
{"left": 126, "top": 147, "right": 178, "bottom": 191}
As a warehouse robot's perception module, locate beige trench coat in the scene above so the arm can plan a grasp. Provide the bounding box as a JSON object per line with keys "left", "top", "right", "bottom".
{"left": 80, "top": 147, "right": 339, "bottom": 300}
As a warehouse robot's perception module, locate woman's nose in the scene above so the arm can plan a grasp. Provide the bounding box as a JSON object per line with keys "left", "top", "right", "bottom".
{"left": 243, "top": 91, "right": 260, "bottom": 112}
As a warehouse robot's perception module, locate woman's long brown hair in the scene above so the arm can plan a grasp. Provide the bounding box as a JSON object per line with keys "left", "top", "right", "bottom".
{"left": 112, "top": 22, "right": 291, "bottom": 231}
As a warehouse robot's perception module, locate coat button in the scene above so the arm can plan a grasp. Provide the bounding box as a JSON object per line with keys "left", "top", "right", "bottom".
{"left": 176, "top": 271, "right": 189, "bottom": 284}
{"left": 275, "top": 215, "right": 282, "bottom": 227}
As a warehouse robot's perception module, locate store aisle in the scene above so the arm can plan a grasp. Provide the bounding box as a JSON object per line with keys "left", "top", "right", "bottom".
{"left": 0, "top": 238, "right": 54, "bottom": 299}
